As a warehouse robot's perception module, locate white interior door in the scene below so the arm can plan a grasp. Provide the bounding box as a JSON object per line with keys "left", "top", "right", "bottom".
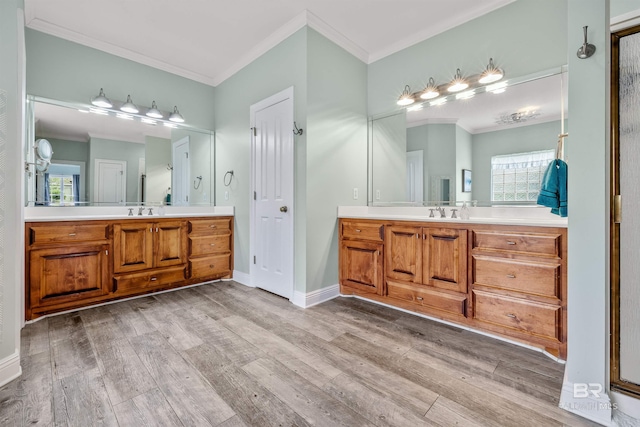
{"left": 406, "top": 150, "right": 424, "bottom": 203}
{"left": 250, "top": 87, "right": 294, "bottom": 299}
{"left": 172, "top": 136, "right": 190, "bottom": 206}
{"left": 94, "top": 158, "right": 126, "bottom": 204}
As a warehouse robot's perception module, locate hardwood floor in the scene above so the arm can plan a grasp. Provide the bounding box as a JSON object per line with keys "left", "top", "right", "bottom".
{"left": 0, "top": 281, "right": 597, "bottom": 426}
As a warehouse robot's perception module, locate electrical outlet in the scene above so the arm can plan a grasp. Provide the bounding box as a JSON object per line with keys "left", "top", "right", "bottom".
{"left": 376, "top": 190, "right": 381, "bottom": 200}
{"left": 353, "top": 188, "right": 359, "bottom": 200}
{"left": 224, "top": 191, "right": 229, "bottom": 201}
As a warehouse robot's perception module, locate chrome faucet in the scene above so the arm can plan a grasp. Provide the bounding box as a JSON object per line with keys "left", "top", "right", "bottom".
{"left": 148, "top": 207, "right": 154, "bottom": 216}
{"left": 128, "top": 208, "right": 133, "bottom": 216}
{"left": 438, "top": 207, "right": 446, "bottom": 218}
{"left": 138, "top": 206, "right": 144, "bottom": 216}
{"left": 450, "top": 209, "right": 458, "bottom": 219}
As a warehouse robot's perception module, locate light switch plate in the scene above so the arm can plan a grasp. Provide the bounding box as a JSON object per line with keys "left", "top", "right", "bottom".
{"left": 353, "top": 188, "right": 358, "bottom": 200}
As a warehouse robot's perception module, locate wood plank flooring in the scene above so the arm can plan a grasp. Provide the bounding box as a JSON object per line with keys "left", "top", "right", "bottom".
{"left": 0, "top": 281, "right": 598, "bottom": 426}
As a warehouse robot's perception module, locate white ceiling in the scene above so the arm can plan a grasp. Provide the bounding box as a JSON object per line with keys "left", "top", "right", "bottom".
{"left": 24, "top": 0, "right": 514, "bottom": 86}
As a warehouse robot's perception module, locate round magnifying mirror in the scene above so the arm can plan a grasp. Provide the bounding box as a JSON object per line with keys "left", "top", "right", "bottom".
{"left": 35, "top": 138, "right": 53, "bottom": 161}
{"left": 35, "top": 158, "right": 50, "bottom": 173}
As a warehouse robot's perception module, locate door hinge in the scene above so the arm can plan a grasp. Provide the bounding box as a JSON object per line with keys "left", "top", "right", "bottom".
{"left": 253, "top": 191, "right": 256, "bottom": 200}
{"left": 186, "top": 195, "right": 189, "bottom": 202}
{"left": 120, "top": 171, "right": 123, "bottom": 175}
{"left": 614, "top": 194, "right": 622, "bottom": 224}
{"left": 185, "top": 152, "right": 189, "bottom": 158}
{"left": 253, "top": 255, "right": 256, "bottom": 264}
{"left": 253, "top": 127, "right": 257, "bottom": 136}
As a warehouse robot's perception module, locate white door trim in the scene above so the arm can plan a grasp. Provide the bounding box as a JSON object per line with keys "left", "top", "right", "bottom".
{"left": 249, "top": 86, "right": 295, "bottom": 299}
{"left": 172, "top": 136, "right": 190, "bottom": 206}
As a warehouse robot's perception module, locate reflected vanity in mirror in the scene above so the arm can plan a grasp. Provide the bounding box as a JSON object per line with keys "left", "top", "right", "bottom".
{"left": 25, "top": 96, "right": 215, "bottom": 207}
{"left": 368, "top": 68, "right": 568, "bottom": 206}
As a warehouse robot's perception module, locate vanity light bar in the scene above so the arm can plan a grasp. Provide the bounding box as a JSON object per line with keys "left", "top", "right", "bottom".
{"left": 90, "top": 88, "right": 185, "bottom": 124}
{"left": 400, "top": 59, "right": 505, "bottom": 108}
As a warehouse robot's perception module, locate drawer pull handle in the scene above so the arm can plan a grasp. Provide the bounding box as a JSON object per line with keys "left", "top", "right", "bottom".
{"left": 210, "top": 225, "right": 217, "bottom": 228}
{"left": 210, "top": 264, "right": 215, "bottom": 268}
{"left": 68, "top": 233, "right": 76, "bottom": 236}
{"left": 156, "top": 227, "right": 159, "bottom": 233}
{"left": 506, "top": 241, "right": 516, "bottom": 245}
{"left": 210, "top": 243, "right": 216, "bottom": 246}
{"left": 355, "top": 229, "right": 361, "bottom": 232}
{"left": 506, "top": 313, "right": 516, "bottom": 318}
{"left": 416, "top": 296, "right": 423, "bottom": 301}
{"left": 506, "top": 274, "right": 516, "bottom": 279}
{"left": 150, "top": 277, "right": 158, "bottom": 281}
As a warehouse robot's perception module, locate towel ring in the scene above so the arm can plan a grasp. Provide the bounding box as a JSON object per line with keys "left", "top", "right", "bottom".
{"left": 224, "top": 170, "right": 234, "bottom": 186}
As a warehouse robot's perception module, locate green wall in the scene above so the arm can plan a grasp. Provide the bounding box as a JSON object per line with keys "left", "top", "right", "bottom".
{"left": 371, "top": 113, "right": 406, "bottom": 203}
{"left": 367, "top": 0, "right": 568, "bottom": 117}
{"left": 25, "top": 29, "right": 215, "bottom": 130}
{"left": 214, "top": 28, "right": 308, "bottom": 286}
{"left": 305, "top": 28, "right": 368, "bottom": 292}
{"left": 611, "top": 0, "right": 639, "bottom": 17}
{"left": 45, "top": 137, "right": 89, "bottom": 165}
{"left": 214, "top": 27, "right": 368, "bottom": 293}
{"left": 471, "top": 120, "right": 562, "bottom": 201}
{"left": 0, "top": 0, "right": 23, "bottom": 378}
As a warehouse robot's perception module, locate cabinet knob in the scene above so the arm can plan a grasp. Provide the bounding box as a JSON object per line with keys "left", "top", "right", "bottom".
{"left": 210, "top": 243, "right": 216, "bottom": 246}
{"left": 506, "top": 313, "right": 516, "bottom": 318}
{"left": 150, "top": 277, "right": 157, "bottom": 281}
{"left": 506, "top": 274, "right": 516, "bottom": 279}
{"left": 210, "top": 264, "right": 215, "bottom": 269}
{"left": 210, "top": 225, "right": 217, "bottom": 228}
{"left": 416, "top": 296, "right": 423, "bottom": 301}
{"left": 506, "top": 241, "right": 516, "bottom": 245}
{"left": 355, "top": 229, "right": 361, "bottom": 232}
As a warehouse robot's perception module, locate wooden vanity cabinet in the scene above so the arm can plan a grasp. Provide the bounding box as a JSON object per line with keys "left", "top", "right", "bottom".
{"left": 112, "top": 219, "right": 187, "bottom": 295}
{"left": 339, "top": 220, "right": 384, "bottom": 295}
{"left": 25, "top": 216, "right": 234, "bottom": 320}
{"left": 187, "top": 217, "right": 233, "bottom": 281}
{"left": 385, "top": 224, "right": 468, "bottom": 319}
{"left": 469, "top": 226, "right": 567, "bottom": 359}
{"left": 25, "top": 221, "right": 112, "bottom": 319}
{"left": 338, "top": 218, "right": 568, "bottom": 360}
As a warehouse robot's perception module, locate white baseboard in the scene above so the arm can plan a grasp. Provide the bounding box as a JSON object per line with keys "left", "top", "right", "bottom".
{"left": 0, "top": 350, "right": 22, "bottom": 387}
{"left": 232, "top": 270, "right": 254, "bottom": 288}
{"left": 291, "top": 284, "right": 340, "bottom": 308}
{"left": 559, "top": 381, "right": 613, "bottom": 426}
{"left": 611, "top": 391, "right": 640, "bottom": 425}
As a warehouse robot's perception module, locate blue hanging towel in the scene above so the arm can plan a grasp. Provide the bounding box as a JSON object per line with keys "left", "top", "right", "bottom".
{"left": 537, "top": 159, "right": 568, "bottom": 217}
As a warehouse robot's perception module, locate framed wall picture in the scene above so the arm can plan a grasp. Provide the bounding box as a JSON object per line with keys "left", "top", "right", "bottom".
{"left": 462, "top": 169, "right": 472, "bottom": 192}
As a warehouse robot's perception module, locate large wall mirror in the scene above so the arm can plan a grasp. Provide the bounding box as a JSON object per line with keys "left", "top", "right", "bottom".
{"left": 368, "top": 68, "right": 568, "bottom": 206}
{"left": 25, "top": 96, "right": 215, "bottom": 207}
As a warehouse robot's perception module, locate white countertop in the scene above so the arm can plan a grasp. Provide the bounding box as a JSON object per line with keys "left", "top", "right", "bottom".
{"left": 338, "top": 206, "right": 567, "bottom": 228}
{"left": 24, "top": 205, "right": 234, "bottom": 221}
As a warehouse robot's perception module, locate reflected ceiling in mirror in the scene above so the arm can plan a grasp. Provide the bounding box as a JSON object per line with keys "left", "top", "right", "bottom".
{"left": 404, "top": 69, "right": 568, "bottom": 134}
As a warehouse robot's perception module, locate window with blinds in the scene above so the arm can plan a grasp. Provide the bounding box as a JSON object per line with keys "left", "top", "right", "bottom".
{"left": 491, "top": 150, "right": 555, "bottom": 202}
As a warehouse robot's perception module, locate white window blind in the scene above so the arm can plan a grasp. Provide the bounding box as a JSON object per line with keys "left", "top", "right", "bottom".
{"left": 491, "top": 149, "right": 555, "bottom": 202}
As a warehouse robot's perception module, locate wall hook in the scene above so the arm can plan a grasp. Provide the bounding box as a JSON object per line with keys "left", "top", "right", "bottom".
{"left": 293, "top": 122, "right": 303, "bottom": 135}
{"left": 193, "top": 176, "right": 203, "bottom": 190}
{"left": 577, "top": 25, "right": 596, "bottom": 59}
{"left": 167, "top": 163, "right": 173, "bottom": 170}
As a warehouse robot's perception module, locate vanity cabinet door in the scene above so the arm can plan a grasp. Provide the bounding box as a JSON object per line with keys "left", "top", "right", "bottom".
{"left": 29, "top": 243, "right": 111, "bottom": 309}
{"left": 154, "top": 220, "right": 187, "bottom": 268}
{"left": 422, "top": 227, "right": 468, "bottom": 293}
{"left": 113, "top": 222, "right": 154, "bottom": 273}
{"left": 340, "top": 240, "right": 384, "bottom": 295}
{"left": 385, "top": 225, "right": 422, "bottom": 283}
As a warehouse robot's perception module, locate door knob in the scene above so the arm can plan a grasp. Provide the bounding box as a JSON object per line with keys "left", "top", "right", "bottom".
{"left": 280, "top": 206, "right": 288, "bottom": 212}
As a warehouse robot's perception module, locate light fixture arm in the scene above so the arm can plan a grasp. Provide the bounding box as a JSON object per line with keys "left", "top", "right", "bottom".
{"left": 577, "top": 25, "right": 596, "bottom": 59}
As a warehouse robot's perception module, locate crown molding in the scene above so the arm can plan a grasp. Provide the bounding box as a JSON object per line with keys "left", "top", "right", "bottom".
{"left": 368, "top": 0, "right": 515, "bottom": 63}
{"left": 211, "top": 11, "right": 308, "bottom": 86}
{"left": 407, "top": 117, "right": 458, "bottom": 128}
{"left": 25, "top": 18, "right": 217, "bottom": 86}
{"left": 306, "top": 11, "right": 369, "bottom": 63}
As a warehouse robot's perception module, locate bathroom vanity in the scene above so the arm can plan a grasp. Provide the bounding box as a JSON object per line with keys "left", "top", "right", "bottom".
{"left": 338, "top": 206, "right": 568, "bottom": 359}
{"left": 24, "top": 207, "right": 234, "bottom": 320}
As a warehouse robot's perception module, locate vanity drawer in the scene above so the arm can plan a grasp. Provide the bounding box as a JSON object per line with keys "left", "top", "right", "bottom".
{"left": 189, "top": 234, "right": 231, "bottom": 256}
{"left": 473, "top": 256, "right": 560, "bottom": 299}
{"left": 472, "top": 290, "right": 561, "bottom": 341}
{"left": 189, "top": 218, "right": 232, "bottom": 235}
{"left": 472, "top": 230, "right": 561, "bottom": 257}
{"left": 341, "top": 221, "right": 384, "bottom": 242}
{"left": 113, "top": 266, "right": 186, "bottom": 294}
{"left": 189, "top": 254, "right": 232, "bottom": 279}
{"left": 28, "top": 223, "right": 109, "bottom": 245}
{"left": 387, "top": 280, "right": 466, "bottom": 317}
